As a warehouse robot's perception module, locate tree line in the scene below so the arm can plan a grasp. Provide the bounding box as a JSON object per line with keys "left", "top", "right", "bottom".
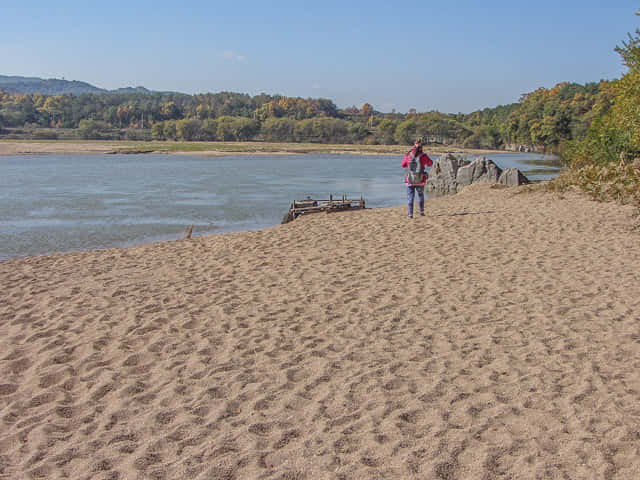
{"left": 0, "top": 76, "right": 618, "bottom": 152}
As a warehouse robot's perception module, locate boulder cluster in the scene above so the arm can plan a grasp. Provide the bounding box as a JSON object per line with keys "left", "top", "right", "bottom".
{"left": 425, "top": 154, "right": 530, "bottom": 195}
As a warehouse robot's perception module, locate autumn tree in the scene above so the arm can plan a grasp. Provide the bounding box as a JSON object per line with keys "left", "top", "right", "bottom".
{"left": 161, "top": 101, "right": 181, "bottom": 120}
{"left": 360, "top": 103, "right": 374, "bottom": 117}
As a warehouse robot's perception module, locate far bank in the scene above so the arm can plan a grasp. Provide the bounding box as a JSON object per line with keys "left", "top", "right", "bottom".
{"left": 0, "top": 139, "right": 505, "bottom": 157}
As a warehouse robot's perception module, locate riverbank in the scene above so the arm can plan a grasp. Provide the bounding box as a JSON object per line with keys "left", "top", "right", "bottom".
{"left": 0, "top": 139, "right": 502, "bottom": 156}
{"left": 1, "top": 184, "right": 639, "bottom": 479}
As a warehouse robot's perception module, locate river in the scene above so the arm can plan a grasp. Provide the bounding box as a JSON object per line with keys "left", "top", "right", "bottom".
{"left": 0, "top": 152, "right": 562, "bottom": 260}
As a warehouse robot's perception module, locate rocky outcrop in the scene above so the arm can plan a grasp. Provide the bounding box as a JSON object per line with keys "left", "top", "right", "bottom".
{"left": 425, "top": 154, "right": 529, "bottom": 195}
{"left": 456, "top": 156, "right": 502, "bottom": 187}
{"left": 498, "top": 168, "right": 530, "bottom": 187}
{"left": 425, "top": 153, "right": 467, "bottom": 195}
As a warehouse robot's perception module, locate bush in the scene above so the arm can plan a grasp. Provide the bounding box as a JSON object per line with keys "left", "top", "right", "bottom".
{"left": 32, "top": 129, "right": 58, "bottom": 139}
{"left": 547, "top": 160, "right": 640, "bottom": 206}
{"left": 77, "top": 119, "right": 111, "bottom": 139}
{"left": 124, "top": 129, "right": 152, "bottom": 141}
{"left": 563, "top": 116, "right": 637, "bottom": 168}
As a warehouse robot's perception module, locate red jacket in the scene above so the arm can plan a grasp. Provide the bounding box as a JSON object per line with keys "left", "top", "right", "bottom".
{"left": 401, "top": 147, "right": 433, "bottom": 185}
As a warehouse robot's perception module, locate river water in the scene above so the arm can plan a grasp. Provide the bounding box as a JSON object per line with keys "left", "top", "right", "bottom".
{"left": 0, "top": 152, "right": 562, "bottom": 260}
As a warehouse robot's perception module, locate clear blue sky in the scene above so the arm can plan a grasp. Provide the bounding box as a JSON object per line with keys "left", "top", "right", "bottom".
{"left": 1, "top": 1, "right": 637, "bottom": 113}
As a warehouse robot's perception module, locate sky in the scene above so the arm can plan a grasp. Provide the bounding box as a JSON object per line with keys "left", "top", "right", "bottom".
{"left": 1, "top": 1, "right": 638, "bottom": 113}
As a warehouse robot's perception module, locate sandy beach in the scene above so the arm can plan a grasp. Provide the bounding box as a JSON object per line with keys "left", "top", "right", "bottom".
{"left": 0, "top": 140, "right": 501, "bottom": 157}
{"left": 1, "top": 184, "right": 639, "bottom": 479}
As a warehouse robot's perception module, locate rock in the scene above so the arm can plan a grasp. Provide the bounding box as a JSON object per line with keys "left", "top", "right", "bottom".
{"left": 498, "top": 168, "right": 530, "bottom": 186}
{"left": 425, "top": 154, "right": 530, "bottom": 194}
{"left": 425, "top": 153, "right": 469, "bottom": 195}
{"left": 456, "top": 156, "right": 502, "bottom": 190}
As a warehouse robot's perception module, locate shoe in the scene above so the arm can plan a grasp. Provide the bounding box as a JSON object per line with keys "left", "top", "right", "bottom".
{"left": 407, "top": 215, "right": 413, "bottom": 219}
{"left": 420, "top": 212, "right": 425, "bottom": 216}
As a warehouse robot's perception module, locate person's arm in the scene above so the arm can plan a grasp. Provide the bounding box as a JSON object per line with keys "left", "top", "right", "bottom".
{"left": 421, "top": 153, "right": 433, "bottom": 168}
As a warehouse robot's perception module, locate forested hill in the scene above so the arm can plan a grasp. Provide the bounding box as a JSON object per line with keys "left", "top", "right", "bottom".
{"left": 0, "top": 75, "right": 105, "bottom": 95}
{"left": 0, "top": 75, "right": 612, "bottom": 152}
{"left": 0, "top": 75, "right": 153, "bottom": 96}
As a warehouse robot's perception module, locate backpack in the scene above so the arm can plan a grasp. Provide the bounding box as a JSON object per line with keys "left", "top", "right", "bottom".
{"left": 406, "top": 151, "right": 424, "bottom": 184}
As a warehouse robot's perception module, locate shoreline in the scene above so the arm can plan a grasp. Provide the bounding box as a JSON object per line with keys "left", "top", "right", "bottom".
{"left": 0, "top": 139, "right": 505, "bottom": 157}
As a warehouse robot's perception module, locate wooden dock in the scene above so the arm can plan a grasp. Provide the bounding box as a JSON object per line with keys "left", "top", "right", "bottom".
{"left": 281, "top": 195, "right": 366, "bottom": 224}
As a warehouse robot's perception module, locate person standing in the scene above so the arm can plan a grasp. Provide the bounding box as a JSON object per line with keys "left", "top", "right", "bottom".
{"left": 401, "top": 138, "right": 433, "bottom": 218}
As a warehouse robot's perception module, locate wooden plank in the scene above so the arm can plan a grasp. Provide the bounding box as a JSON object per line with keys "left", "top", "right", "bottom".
{"left": 281, "top": 195, "right": 366, "bottom": 224}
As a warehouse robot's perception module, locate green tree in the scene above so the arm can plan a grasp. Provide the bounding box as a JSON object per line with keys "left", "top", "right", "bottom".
{"left": 611, "top": 13, "right": 640, "bottom": 153}
{"left": 201, "top": 119, "right": 218, "bottom": 141}
{"left": 374, "top": 119, "right": 397, "bottom": 145}
{"left": 232, "top": 117, "right": 260, "bottom": 141}
{"left": 310, "top": 118, "right": 350, "bottom": 143}
{"left": 348, "top": 122, "right": 369, "bottom": 143}
{"left": 294, "top": 118, "right": 315, "bottom": 142}
{"left": 151, "top": 122, "right": 166, "bottom": 140}
{"left": 77, "top": 119, "right": 109, "bottom": 139}
{"left": 262, "top": 117, "right": 296, "bottom": 142}
{"left": 164, "top": 121, "right": 177, "bottom": 140}
{"left": 564, "top": 116, "right": 633, "bottom": 167}
{"left": 394, "top": 118, "right": 417, "bottom": 145}
{"left": 564, "top": 9, "right": 640, "bottom": 166}
{"left": 216, "top": 116, "right": 236, "bottom": 141}
{"left": 176, "top": 119, "right": 202, "bottom": 141}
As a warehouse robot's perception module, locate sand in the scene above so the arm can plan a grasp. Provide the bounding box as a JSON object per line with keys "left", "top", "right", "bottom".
{"left": 0, "top": 140, "right": 500, "bottom": 157}
{"left": 1, "top": 184, "right": 640, "bottom": 479}
{"left": 0, "top": 141, "right": 124, "bottom": 156}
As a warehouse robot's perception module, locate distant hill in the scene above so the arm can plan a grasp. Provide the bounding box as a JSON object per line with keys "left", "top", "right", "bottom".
{"left": 0, "top": 75, "right": 154, "bottom": 95}
{"left": 110, "top": 86, "right": 154, "bottom": 94}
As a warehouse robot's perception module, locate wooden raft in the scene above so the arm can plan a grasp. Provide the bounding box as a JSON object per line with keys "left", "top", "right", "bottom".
{"left": 281, "top": 195, "right": 366, "bottom": 224}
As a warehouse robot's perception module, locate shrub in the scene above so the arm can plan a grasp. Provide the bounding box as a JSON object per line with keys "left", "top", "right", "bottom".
{"left": 547, "top": 159, "right": 640, "bottom": 206}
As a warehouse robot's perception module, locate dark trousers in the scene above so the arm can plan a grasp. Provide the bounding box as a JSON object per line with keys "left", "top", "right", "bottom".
{"left": 407, "top": 185, "right": 424, "bottom": 216}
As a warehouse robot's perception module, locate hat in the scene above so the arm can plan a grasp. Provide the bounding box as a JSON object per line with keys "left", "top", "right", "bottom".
{"left": 414, "top": 138, "right": 423, "bottom": 146}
